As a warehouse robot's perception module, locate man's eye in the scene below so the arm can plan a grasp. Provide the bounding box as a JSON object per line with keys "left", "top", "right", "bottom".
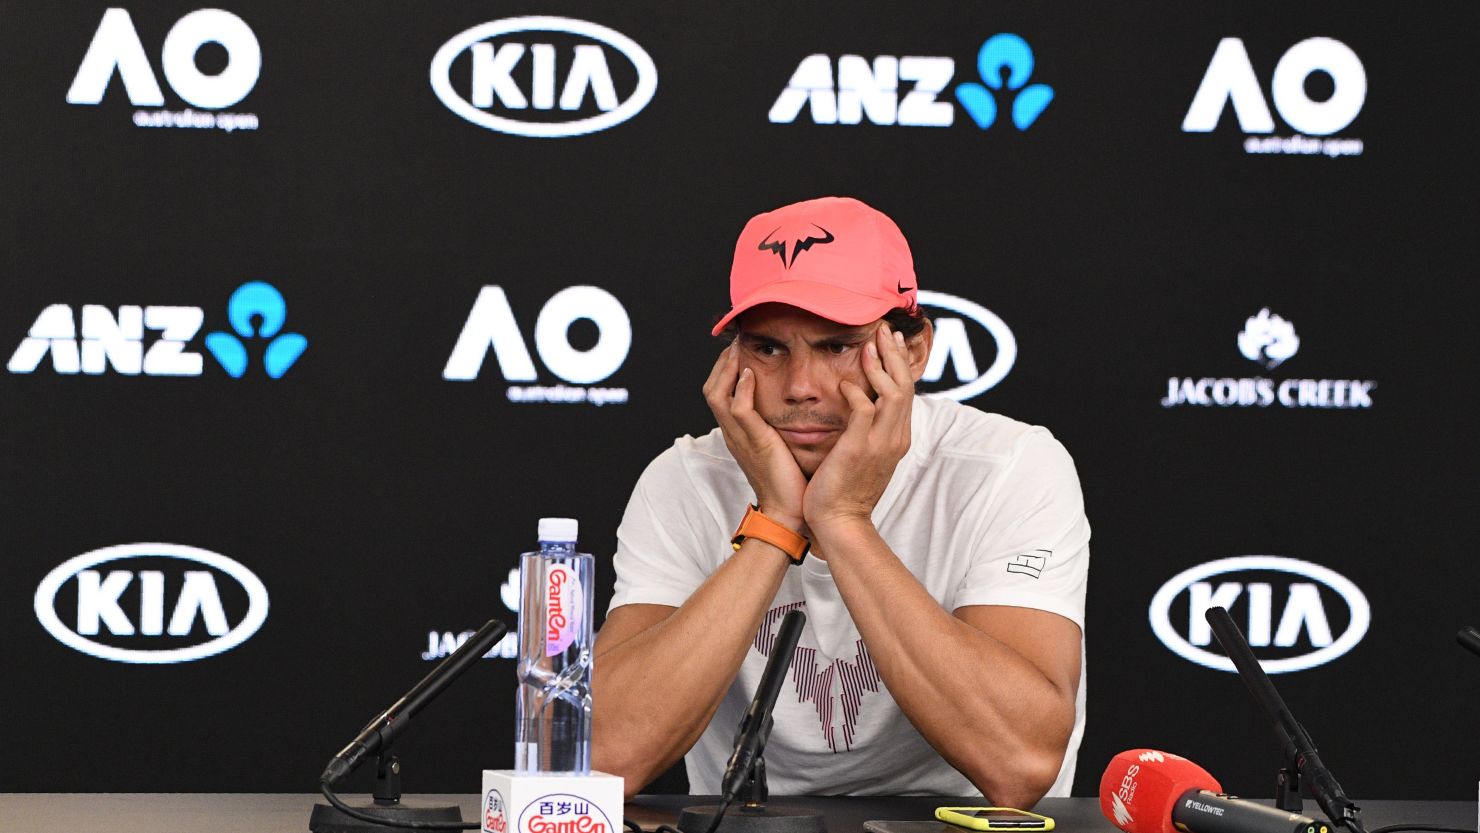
{"left": 755, "top": 344, "right": 780, "bottom": 357}
{"left": 826, "top": 343, "right": 853, "bottom": 355}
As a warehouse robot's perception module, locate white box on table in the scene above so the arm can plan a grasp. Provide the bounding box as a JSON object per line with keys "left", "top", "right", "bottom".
{"left": 481, "top": 770, "right": 624, "bottom": 833}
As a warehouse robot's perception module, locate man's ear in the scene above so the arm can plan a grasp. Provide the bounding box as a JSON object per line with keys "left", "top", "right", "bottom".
{"left": 907, "top": 317, "right": 933, "bottom": 383}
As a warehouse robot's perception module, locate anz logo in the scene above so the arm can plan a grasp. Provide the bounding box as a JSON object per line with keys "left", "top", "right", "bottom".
{"left": 1149, "top": 555, "right": 1371, "bottom": 674}
{"left": 917, "top": 290, "right": 1016, "bottom": 401}
{"left": 769, "top": 33, "right": 1054, "bottom": 131}
{"left": 430, "top": 16, "right": 658, "bottom": 138}
{"left": 34, "top": 543, "right": 269, "bottom": 664}
{"left": 7, "top": 281, "right": 306, "bottom": 379}
{"left": 204, "top": 282, "right": 306, "bottom": 378}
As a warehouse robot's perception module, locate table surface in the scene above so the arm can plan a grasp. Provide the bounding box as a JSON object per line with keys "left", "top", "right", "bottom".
{"left": 0, "top": 794, "right": 1473, "bottom": 833}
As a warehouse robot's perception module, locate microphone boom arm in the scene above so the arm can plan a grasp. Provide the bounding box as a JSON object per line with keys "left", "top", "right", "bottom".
{"left": 1204, "top": 607, "right": 1365, "bottom": 833}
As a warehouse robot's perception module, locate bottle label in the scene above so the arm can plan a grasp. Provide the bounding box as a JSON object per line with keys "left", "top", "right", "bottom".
{"left": 545, "top": 564, "right": 583, "bottom": 656}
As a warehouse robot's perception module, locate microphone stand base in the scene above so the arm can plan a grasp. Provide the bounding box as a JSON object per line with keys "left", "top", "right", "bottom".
{"left": 679, "top": 805, "right": 826, "bottom": 833}
{"left": 309, "top": 800, "right": 463, "bottom": 833}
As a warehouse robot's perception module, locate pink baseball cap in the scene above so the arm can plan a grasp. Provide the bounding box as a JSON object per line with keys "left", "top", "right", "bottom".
{"left": 711, "top": 196, "right": 918, "bottom": 335}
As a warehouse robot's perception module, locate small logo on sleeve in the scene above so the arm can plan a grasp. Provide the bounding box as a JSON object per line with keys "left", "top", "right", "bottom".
{"left": 1006, "top": 549, "right": 1051, "bottom": 578}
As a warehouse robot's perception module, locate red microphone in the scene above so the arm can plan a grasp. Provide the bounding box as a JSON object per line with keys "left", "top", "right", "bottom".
{"left": 1100, "top": 749, "right": 1222, "bottom": 833}
{"left": 1100, "top": 750, "right": 1325, "bottom": 833}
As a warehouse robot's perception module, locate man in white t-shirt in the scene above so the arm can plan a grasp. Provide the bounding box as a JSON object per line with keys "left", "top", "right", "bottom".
{"left": 591, "top": 197, "right": 1089, "bottom": 805}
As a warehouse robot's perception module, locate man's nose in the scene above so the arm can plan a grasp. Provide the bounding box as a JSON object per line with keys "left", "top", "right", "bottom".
{"left": 783, "top": 352, "right": 823, "bottom": 404}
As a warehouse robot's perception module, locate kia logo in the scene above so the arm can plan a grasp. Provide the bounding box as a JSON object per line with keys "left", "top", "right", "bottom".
{"left": 429, "top": 16, "right": 658, "bottom": 138}
{"left": 34, "top": 543, "right": 269, "bottom": 664}
{"left": 917, "top": 290, "right": 1017, "bottom": 401}
{"left": 1149, "top": 555, "right": 1370, "bottom": 674}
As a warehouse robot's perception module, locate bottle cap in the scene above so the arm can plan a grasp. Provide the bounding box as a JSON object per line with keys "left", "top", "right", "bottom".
{"left": 538, "top": 517, "right": 579, "bottom": 542}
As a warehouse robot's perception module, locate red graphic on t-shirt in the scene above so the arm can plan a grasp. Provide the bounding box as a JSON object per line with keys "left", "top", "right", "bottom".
{"left": 754, "top": 602, "right": 881, "bottom": 752}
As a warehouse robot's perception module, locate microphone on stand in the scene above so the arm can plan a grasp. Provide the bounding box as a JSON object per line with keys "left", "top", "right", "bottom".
{"left": 1203, "top": 607, "right": 1365, "bottom": 833}
{"left": 311, "top": 618, "right": 509, "bottom": 833}
{"left": 321, "top": 619, "right": 510, "bottom": 787}
{"left": 1099, "top": 749, "right": 1324, "bottom": 833}
{"left": 679, "top": 610, "right": 823, "bottom": 833}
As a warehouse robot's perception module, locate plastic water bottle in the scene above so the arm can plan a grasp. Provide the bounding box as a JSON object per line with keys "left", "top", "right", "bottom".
{"left": 515, "top": 517, "right": 594, "bottom": 774}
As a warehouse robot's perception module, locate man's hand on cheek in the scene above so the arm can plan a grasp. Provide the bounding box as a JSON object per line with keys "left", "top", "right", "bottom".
{"left": 702, "top": 342, "right": 808, "bottom": 532}
{"left": 802, "top": 324, "right": 915, "bottom": 532}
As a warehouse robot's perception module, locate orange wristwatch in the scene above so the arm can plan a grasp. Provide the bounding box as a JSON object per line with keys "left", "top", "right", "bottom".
{"left": 731, "top": 504, "right": 809, "bottom": 565}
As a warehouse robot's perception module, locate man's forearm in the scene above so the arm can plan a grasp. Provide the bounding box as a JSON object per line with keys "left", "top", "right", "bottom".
{"left": 813, "top": 518, "right": 1078, "bottom": 806}
{"left": 591, "top": 539, "right": 791, "bottom": 793}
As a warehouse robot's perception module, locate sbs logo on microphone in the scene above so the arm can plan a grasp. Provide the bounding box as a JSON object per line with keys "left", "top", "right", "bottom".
{"left": 1149, "top": 555, "right": 1370, "bottom": 674}
{"left": 1110, "top": 764, "right": 1139, "bottom": 826}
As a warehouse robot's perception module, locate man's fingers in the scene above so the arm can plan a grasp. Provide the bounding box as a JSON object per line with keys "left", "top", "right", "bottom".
{"left": 730, "top": 367, "right": 771, "bottom": 434}
{"left": 839, "top": 379, "right": 876, "bottom": 430}
{"left": 860, "top": 327, "right": 913, "bottom": 447}
{"left": 703, "top": 344, "right": 741, "bottom": 422}
{"left": 860, "top": 336, "right": 897, "bottom": 399}
{"left": 874, "top": 324, "right": 914, "bottom": 389}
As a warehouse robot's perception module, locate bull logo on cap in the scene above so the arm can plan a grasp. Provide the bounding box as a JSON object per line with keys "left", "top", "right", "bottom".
{"left": 757, "top": 224, "right": 835, "bottom": 268}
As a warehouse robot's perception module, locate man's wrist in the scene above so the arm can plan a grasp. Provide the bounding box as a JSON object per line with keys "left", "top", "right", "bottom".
{"left": 755, "top": 505, "right": 804, "bottom": 534}
{"left": 734, "top": 505, "right": 809, "bottom": 565}
{"left": 734, "top": 534, "right": 803, "bottom": 566}
{"left": 807, "top": 513, "right": 879, "bottom": 551}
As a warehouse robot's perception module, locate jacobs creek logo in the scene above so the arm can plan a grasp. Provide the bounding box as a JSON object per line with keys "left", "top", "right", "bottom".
{"left": 34, "top": 543, "right": 269, "bottom": 664}
{"left": 423, "top": 567, "right": 522, "bottom": 661}
{"left": 430, "top": 16, "right": 658, "bottom": 138}
{"left": 1160, "top": 308, "right": 1375, "bottom": 409}
{"left": 1149, "top": 555, "right": 1370, "bottom": 674}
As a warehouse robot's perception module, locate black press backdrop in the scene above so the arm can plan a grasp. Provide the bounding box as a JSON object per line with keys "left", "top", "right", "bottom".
{"left": 3, "top": 0, "right": 1478, "bottom": 800}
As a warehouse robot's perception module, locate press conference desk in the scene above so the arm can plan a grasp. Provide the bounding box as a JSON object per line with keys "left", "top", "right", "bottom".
{"left": 1, "top": 795, "right": 1473, "bottom": 833}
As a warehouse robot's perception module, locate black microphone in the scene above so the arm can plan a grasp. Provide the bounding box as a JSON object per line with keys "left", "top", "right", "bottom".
{"left": 320, "top": 619, "right": 509, "bottom": 787}
{"left": 1457, "top": 626, "right": 1480, "bottom": 658}
{"left": 1204, "top": 607, "right": 1364, "bottom": 833}
{"left": 1172, "top": 791, "right": 1323, "bottom": 833}
{"left": 719, "top": 609, "right": 806, "bottom": 802}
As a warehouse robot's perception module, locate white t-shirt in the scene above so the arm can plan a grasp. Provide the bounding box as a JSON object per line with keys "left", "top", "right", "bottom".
{"left": 608, "top": 396, "right": 1090, "bottom": 797}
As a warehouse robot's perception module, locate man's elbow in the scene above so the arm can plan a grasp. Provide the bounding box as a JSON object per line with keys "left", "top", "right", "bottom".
{"left": 591, "top": 744, "right": 654, "bottom": 799}
{"left": 964, "top": 743, "right": 1066, "bottom": 810}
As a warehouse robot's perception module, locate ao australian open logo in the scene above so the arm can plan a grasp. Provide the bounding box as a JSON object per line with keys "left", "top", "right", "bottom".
{"left": 915, "top": 290, "right": 1017, "bottom": 401}
{"left": 485, "top": 790, "right": 508, "bottom": 833}
{"left": 521, "top": 795, "right": 611, "bottom": 833}
{"left": 430, "top": 16, "right": 657, "bottom": 138}
{"left": 33, "top": 543, "right": 269, "bottom": 664}
{"left": 1149, "top": 555, "right": 1370, "bottom": 674}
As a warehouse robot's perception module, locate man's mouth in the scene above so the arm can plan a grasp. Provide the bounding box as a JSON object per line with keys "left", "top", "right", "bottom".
{"left": 776, "top": 425, "right": 839, "bottom": 445}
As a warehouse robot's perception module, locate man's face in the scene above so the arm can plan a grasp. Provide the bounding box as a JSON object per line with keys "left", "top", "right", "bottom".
{"left": 735, "top": 303, "right": 926, "bottom": 477}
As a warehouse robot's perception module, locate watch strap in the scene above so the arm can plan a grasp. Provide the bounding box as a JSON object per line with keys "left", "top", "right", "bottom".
{"left": 731, "top": 504, "right": 809, "bottom": 565}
